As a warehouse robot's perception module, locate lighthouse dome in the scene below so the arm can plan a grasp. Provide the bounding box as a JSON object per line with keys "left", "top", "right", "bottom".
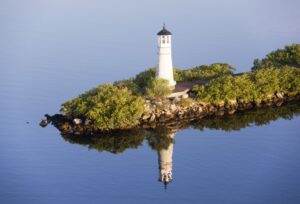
{"left": 157, "top": 25, "right": 172, "bottom": 35}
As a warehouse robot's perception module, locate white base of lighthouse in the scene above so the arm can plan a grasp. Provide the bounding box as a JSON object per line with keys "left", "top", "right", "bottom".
{"left": 156, "top": 46, "right": 176, "bottom": 86}
{"left": 156, "top": 52, "right": 176, "bottom": 86}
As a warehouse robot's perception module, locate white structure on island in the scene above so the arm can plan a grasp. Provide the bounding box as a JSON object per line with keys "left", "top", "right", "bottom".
{"left": 156, "top": 24, "right": 176, "bottom": 87}
{"left": 158, "top": 133, "right": 175, "bottom": 187}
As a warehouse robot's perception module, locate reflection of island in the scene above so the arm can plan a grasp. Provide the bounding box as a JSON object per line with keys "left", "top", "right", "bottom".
{"left": 61, "top": 129, "right": 145, "bottom": 154}
{"left": 57, "top": 102, "right": 300, "bottom": 187}
{"left": 192, "top": 101, "right": 300, "bottom": 131}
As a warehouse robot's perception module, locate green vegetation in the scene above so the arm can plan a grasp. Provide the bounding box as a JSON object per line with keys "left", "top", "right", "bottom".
{"left": 146, "top": 78, "right": 173, "bottom": 99}
{"left": 175, "top": 63, "right": 235, "bottom": 81}
{"left": 178, "top": 98, "right": 194, "bottom": 107}
{"left": 134, "top": 67, "right": 156, "bottom": 89}
{"left": 114, "top": 78, "right": 140, "bottom": 95}
{"left": 252, "top": 44, "right": 300, "bottom": 70}
{"left": 115, "top": 64, "right": 235, "bottom": 93}
{"left": 59, "top": 44, "right": 300, "bottom": 131}
{"left": 61, "top": 84, "right": 145, "bottom": 131}
{"left": 192, "top": 66, "right": 300, "bottom": 104}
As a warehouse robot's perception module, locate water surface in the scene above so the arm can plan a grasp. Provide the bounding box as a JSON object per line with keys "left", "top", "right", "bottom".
{"left": 1, "top": 101, "right": 300, "bottom": 204}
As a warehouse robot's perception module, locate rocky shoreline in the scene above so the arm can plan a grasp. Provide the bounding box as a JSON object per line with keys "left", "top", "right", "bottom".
{"left": 140, "top": 92, "right": 300, "bottom": 127}
{"left": 42, "top": 91, "right": 300, "bottom": 134}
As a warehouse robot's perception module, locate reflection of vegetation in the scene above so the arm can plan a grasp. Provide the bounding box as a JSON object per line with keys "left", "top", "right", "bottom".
{"left": 60, "top": 127, "right": 176, "bottom": 154}
{"left": 192, "top": 102, "right": 300, "bottom": 131}
{"left": 59, "top": 102, "right": 300, "bottom": 153}
{"left": 146, "top": 127, "right": 175, "bottom": 151}
{"left": 61, "top": 129, "right": 145, "bottom": 154}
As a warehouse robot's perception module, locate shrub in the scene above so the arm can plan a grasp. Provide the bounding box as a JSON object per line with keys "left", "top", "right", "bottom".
{"left": 278, "top": 66, "right": 300, "bottom": 96}
{"left": 192, "top": 67, "right": 300, "bottom": 103}
{"left": 134, "top": 67, "right": 156, "bottom": 89}
{"left": 61, "top": 84, "right": 146, "bottom": 130}
{"left": 114, "top": 78, "right": 140, "bottom": 95}
{"left": 175, "top": 63, "right": 235, "bottom": 82}
{"left": 252, "top": 44, "right": 300, "bottom": 70}
{"left": 178, "top": 98, "right": 194, "bottom": 107}
{"left": 145, "top": 78, "right": 173, "bottom": 99}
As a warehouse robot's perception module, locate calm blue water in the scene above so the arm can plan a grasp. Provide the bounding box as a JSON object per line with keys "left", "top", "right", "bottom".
{"left": 1, "top": 1, "right": 300, "bottom": 203}
{"left": 1, "top": 101, "right": 300, "bottom": 204}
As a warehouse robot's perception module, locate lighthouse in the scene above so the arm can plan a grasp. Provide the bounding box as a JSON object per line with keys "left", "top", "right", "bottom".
{"left": 156, "top": 24, "right": 176, "bottom": 86}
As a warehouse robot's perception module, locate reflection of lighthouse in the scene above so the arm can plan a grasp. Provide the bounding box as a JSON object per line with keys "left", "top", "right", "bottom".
{"left": 158, "top": 133, "right": 175, "bottom": 186}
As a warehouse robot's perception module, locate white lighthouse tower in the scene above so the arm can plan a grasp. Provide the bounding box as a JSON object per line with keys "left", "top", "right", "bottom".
{"left": 156, "top": 24, "right": 176, "bottom": 86}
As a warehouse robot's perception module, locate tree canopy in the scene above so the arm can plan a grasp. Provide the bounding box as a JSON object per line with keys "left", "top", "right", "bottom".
{"left": 146, "top": 78, "right": 173, "bottom": 99}
{"left": 61, "top": 84, "right": 146, "bottom": 130}
{"left": 192, "top": 66, "right": 300, "bottom": 104}
{"left": 252, "top": 44, "right": 300, "bottom": 70}
{"left": 175, "top": 63, "right": 235, "bottom": 81}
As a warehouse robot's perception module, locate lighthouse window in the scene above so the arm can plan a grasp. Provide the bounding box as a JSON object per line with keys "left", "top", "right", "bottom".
{"left": 167, "top": 36, "right": 169, "bottom": 43}
{"left": 162, "top": 36, "right": 165, "bottom": 44}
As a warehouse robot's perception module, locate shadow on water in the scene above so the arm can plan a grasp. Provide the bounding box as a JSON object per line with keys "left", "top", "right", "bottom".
{"left": 59, "top": 102, "right": 300, "bottom": 187}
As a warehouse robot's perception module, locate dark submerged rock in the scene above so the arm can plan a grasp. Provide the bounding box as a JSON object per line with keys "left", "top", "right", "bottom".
{"left": 39, "top": 120, "right": 48, "bottom": 127}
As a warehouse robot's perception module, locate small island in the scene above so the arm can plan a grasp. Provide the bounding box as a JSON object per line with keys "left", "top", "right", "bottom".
{"left": 42, "top": 25, "right": 300, "bottom": 134}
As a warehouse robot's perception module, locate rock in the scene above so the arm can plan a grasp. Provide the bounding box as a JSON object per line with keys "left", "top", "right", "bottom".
{"left": 84, "top": 119, "right": 91, "bottom": 125}
{"left": 227, "top": 109, "right": 236, "bottom": 115}
{"left": 208, "top": 105, "right": 217, "bottom": 112}
{"left": 45, "top": 114, "right": 52, "bottom": 122}
{"left": 176, "top": 111, "right": 184, "bottom": 119}
{"left": 73, "top": 118, "right": 82, "bottom": 125}
{"left": 61, "top": 123, "right": 71, "bottom": 131}
{"left": 149, "top": 114, "right": 156, "bottom": 122}
{"left": 197, "top": 106, "right": 203, "bottom": 112}
{"left": 275, "top": 92, "right": 284, "bottom": 99}
{"left": 39, "top": 120, "right": 48, "bottom": 127}
{"left": 165, "top": 110, "right": 172, "bottom": 117}
{"left": 170, "top": 104, "right": 177, "bottom": 112}
{"left": 142, "top": 113, "right": 151, "bottom": 120}
{"left": 182, "top": 94, "right": 189, "bottom": 99}
{"left": 173, "top": 97, "right": 181, "bottom": 103}
{"left": 215, "top": 111, "right": 225, "bottom": 116}
{"left": 275, "top": 101, "right": 283, "bottom": 107}
{"left": 245, "top": 103, "right": 254, "bottom": 109}
{"left": 155, "top": 101, "right": 163, "bottom": 106}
